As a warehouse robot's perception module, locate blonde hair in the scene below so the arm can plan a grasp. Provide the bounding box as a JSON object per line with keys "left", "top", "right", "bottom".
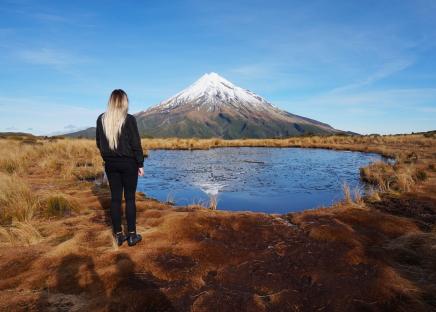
{"left": 102, "top": 89, "right": 129, "bottom": 150}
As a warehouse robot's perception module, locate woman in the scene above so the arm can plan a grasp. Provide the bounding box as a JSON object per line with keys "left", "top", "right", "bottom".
{"left": 96, "top": 89, "right": 144, "bottom": 247}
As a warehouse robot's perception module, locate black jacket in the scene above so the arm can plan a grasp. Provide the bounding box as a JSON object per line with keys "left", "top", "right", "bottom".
{"left": 96, "top": 113, "right": 144, "bottom": 167}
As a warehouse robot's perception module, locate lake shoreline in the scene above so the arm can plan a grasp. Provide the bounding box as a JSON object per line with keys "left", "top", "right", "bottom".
{"left": 0, "top": 134, "right": 435, "bottom": 311}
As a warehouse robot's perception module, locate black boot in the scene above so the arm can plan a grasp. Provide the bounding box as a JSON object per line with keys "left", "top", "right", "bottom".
{"left": 114, "top": 231, "right": 126, "bottom": 246}
{"left": 127, "top": 232, "right": 142, "bottom": 246}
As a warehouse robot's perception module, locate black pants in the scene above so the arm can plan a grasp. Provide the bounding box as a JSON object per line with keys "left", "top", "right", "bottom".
{"left": 104, "top": 158, "right": 138, "bottom": 234}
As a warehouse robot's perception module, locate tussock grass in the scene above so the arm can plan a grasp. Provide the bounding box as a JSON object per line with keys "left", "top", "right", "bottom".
{"left": 208, "top": 194, "right": 219, "bottom": 210}
{"left": 0, "top": 222, "right": 43, "bottom": 246}
{"left": 139, "top": 134, "right": 434, "bottom": 159}
{"left": 360, "top": 160, "right": 427, "bottom": 193}
{"left": 342, "top": 183, "right": 365, "bottom": 207}
{"left": 0, "top": 173, "right": 39, "bottom": 224}
{"left": 342, "top": 183, "right": 353, "bottom": 205}
{"left": 0, "top": 139, "right": 105, "bottom": 180}
{"left": 0, "top": 158, "right": 21, "bottom": 174}
{"left": 366, "top": 189, "right": 381, "bottom": 202}
{"left": 42, "top": 193, "right": 81, "bottom": 217}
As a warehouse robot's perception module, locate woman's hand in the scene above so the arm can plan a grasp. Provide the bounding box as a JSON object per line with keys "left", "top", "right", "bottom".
{"left": 138, "top": 167, "right": 144, "bottom": 177}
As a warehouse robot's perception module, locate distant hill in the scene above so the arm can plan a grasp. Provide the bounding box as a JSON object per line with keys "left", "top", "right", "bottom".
{"left": 67, "top": 72, "right": 344, "bottom": 139}
{"left": 0, "top": 132, "right": 35, "bottom": 138}
{"left": 63, "top": 127, "right": 96, "bottom": 139}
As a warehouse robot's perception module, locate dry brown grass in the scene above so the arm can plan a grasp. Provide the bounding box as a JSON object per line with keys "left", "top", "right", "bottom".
{"left": 139, "top": 134, "right": 435, "bottom": 159}
{"left": 360, "top": 161, "right": 426, "bottom": 193}
{"left": 0, "top": 222, "right": 43, "bottom": 246}
{"left": 341, "top": 183, "right": 365, "bottom": 208}
{"left": 0, "top": 173, "right": 39, "bottom": 224}
{"left": 41, "top": 193, "right": 82, "bottom": 218}
{"left": 0, "top": 138, "right": 104, "bottom": 180}
{"left": 0, "top": 133, "right": 434, "bottom": 310}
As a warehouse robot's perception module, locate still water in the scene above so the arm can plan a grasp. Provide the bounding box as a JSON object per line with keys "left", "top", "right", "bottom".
{"left": 137, "top": 147, "right": 383, "bottom": 214}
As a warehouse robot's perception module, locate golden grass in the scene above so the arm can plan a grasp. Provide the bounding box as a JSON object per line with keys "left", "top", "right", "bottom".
{"left": 42, "top": 193, "right": 81, "bottom": 217}
{"left": 208, "top": 194, "right": 218, "bottom": 210}
{"left": 0, "top": 173, "right": 39, "bottom": 224}
{"left": 341, "top": 183, "right": 365, "bottom": 207}
{"left": 0, "top": 222, "right": 43, "bottom": 246}
{"left": 139, "top": 134, "right": 435, "bottom": 158}
{"left": 360, "top": 161, "right": 426, "bottom": 193}
{"left": 0, "top": 138, "right": 104, "bottom": 180}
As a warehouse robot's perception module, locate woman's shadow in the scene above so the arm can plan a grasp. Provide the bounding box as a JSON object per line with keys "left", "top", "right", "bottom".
{"left": 37, "top": 253, "right": 176, "bottom": 312}
{"left": 109, "top": 253, "right": 176, "bottom": 312}
{"left": 37, "top": 254, "right": 107, "bottom": 310}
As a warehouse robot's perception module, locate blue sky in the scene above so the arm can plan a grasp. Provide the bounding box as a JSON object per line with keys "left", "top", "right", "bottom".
{"left": 0, "top": 0, "right": 435, "bottom": 135}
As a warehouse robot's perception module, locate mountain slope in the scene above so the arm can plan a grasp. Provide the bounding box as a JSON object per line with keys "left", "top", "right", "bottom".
{"left": 63, "top": 127, "right": 96, "bottom": 139}
{"left": 135, "top": 72, "right": 340, "bottom": 138}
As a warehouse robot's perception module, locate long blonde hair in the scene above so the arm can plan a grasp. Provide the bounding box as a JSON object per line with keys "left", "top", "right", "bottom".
{"left": 102, "top": 89, "right": 129, "bottom": 150}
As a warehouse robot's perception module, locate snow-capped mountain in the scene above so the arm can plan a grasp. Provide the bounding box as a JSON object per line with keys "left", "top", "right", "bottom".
{"left": 147, "top": 72, "right": 277, "bottom": 113}
{"left": 66, "top": 72, "right": 341, "bottom": 139}
{"left": 135, "top": 72, "right": 340, "bottom": 138}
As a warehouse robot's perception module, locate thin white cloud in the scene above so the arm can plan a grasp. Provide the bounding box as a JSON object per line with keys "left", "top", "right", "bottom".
{"left": 418, "top": 106, "right": 436, "bottom": 113}
{"left": 32, "top": 12, "right": 69, "bottom": 23}
{"left": 329, "top": 59, "right": 415, "bottom": 94}
{"left": 230, "top": 64, "right": 275, "bottom": 77}
{"left": 18, "top": 48, "right": 83, "bottom": 67}
{"left": 281, "top": 87, "right": 436, "bottom": 134}
{"left": 292, "top": 88, "right": 436, "bottom": 109}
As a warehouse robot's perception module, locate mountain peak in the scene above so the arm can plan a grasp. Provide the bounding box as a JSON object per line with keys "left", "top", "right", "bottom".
{"left": 190, "top": 72, "right": 236, "bottom": 95}
{"left": 197, "top": 72, "right": 232, "bottom": 84}
{"left": 148, "top": 72, "right": 273, "bottom": 112}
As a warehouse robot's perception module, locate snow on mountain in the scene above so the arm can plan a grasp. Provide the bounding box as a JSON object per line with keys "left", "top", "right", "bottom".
{"left": 148, "top": 72, "right": 277, "bottom": 113}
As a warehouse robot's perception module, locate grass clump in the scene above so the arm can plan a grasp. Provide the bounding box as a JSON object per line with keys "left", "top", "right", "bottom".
{"left": 0, "top": 222, "right": 43, "bottom": 246}
{"left": 0, "top": 158, "right": 21, "bottom": 174}
{"left": 0, "top": 173, "right": 43, "bottom": 246}
{"left": 0, "top": 173, "right": 39, "bottom": 225}
{"left": 209, "top": 194, "right": 218, "bottom": 210}
{"left": 342, "top": 183, "right": 364, "bottom": 207}
{"left": 415, "top": 170, "right": 428, "bottom": 181}
{"left": 43, "top": 194, "right": 80, "bottom": 217}
{"left": 72, "top": 167, "right": 100, "bottom": 181}
{"left": 360, "top": 161, "right": 424, "bottom": 193}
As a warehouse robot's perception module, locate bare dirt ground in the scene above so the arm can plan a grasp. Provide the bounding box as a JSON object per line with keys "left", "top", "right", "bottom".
{"left": 0, "top": 135, "right": 435, "bottom": 311}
